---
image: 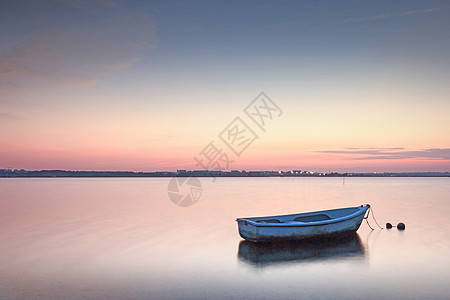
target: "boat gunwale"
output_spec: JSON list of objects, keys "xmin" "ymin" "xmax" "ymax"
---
[{"xmin": 236, "ymin": 205, "xmax": 369, "ymax": 228}]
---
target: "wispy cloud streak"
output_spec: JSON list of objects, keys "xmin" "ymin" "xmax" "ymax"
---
[
  {"xmin": 272, "ymin": 7, "xmax": 443, "ymax": 28},
  {"xmin": 316, "ymin": 148, "xmax": 450, "ymax": 160},
  {"xmin": 0, "ymin": 0, "xmax": 157, "ymax": 91},
  {"xmin": 0, "ymin": 113, "xmax": 23, "ymax": 121},
  {"xmin": 333, "ymin": 7, "xmax": 442, "ymax": 25}
]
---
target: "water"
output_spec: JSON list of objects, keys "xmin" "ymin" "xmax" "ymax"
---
[{"xmin": 0, "ymin": 177, "xmax": 449, "ymax": 299}]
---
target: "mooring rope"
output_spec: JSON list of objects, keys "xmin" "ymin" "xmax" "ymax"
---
[
  {"xmin": 364, "ymin": 208, "xmax": 375, "ymax": 230},
  {"xmin": 364, "ymin": 206, "xmax": 384, "ymax": 230},
  {"xmin": 370, "ymin": 206, "xmax": 384, "ymax": 229}
]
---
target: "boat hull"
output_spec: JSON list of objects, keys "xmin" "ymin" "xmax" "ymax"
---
[{"xmin": 236, "ymin": 205, "xmax": 369, "ymax": 242}]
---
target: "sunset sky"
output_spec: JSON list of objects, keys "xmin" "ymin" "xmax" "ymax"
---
[{"xmin": 1, "ymin": 0, "xmax": 449, "ymax": 172}]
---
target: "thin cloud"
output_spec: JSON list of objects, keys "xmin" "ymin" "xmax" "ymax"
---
[
  {"xmin": 0, "ymin": 113, "xmax": 23, "ymax": 121},
  {"xmin": 345, "ymin": 147, "xmax": 405, "ymax": 150},
  {"xmin": 316, "ymin": 148, "xmax": 450, "ymax": 160},
  {"xmin": 272, "ymin": 7, "xmax": 443, "ymax": 28},
  {"xmin": 334, "ymin": 7, "xmax": 442, "ymax": 25},
  {"xmin": 0, "ymin": 0, "xmax": 157, "ymax": 91}
]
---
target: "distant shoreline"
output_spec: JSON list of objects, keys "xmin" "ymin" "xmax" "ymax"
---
[{"xmin": 1, "ymin": 169, "xmax": 449, "ymax": 178}]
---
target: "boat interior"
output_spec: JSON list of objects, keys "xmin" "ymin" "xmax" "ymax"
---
[{"xmin": 247, "ymin": 207, "xmax": 363, "ymax": 224}]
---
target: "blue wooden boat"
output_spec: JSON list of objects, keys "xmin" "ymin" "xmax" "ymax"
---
[{"xmin": 236, "ymin": 204, "xmax": 370, "ymax": 242}]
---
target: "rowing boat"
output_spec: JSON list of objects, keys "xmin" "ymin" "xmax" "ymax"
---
[{"xmin": 236, "ymin": 204, "xmax": 370, "ymax": 242}]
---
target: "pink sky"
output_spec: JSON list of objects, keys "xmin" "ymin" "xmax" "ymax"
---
[{"xmin": 1, "ymin": 1, "xmax": 449, "ymax": 172}]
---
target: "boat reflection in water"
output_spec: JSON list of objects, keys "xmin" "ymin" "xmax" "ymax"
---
[{"xmin": 238, "ymin": 233, "xmax": 366, "ymax": 267}]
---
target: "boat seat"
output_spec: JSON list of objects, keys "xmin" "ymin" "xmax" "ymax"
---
[
  {"xmin": 255, "ymin": 219, "xmax": 282, "ymax": 223},
  {"xmin": 293, "ymin": 214, "xmax": 331, "ymax": 222}
]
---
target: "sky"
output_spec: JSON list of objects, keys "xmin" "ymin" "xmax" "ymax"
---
[{"xmin": 1, "ymin": 0, "xmax": 449, "ymax": 172}]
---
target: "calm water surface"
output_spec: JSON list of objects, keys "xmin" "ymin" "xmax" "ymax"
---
[{"xmin": 0, "ymin": 177, "xmax": 449, "ymax": 299}]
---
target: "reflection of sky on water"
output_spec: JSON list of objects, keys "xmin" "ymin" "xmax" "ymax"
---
[{"xmin": 0, "ymin": 178, "xmax": 449, "ymax": 299}]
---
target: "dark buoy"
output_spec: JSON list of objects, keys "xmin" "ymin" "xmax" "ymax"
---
[
  {"xmin": 397, "ymin": 222, "xmax": 406, "ymax": 230},
  {"xmin": 386, "ymin": 222, "xmax": 393, "ymax": 229}
]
